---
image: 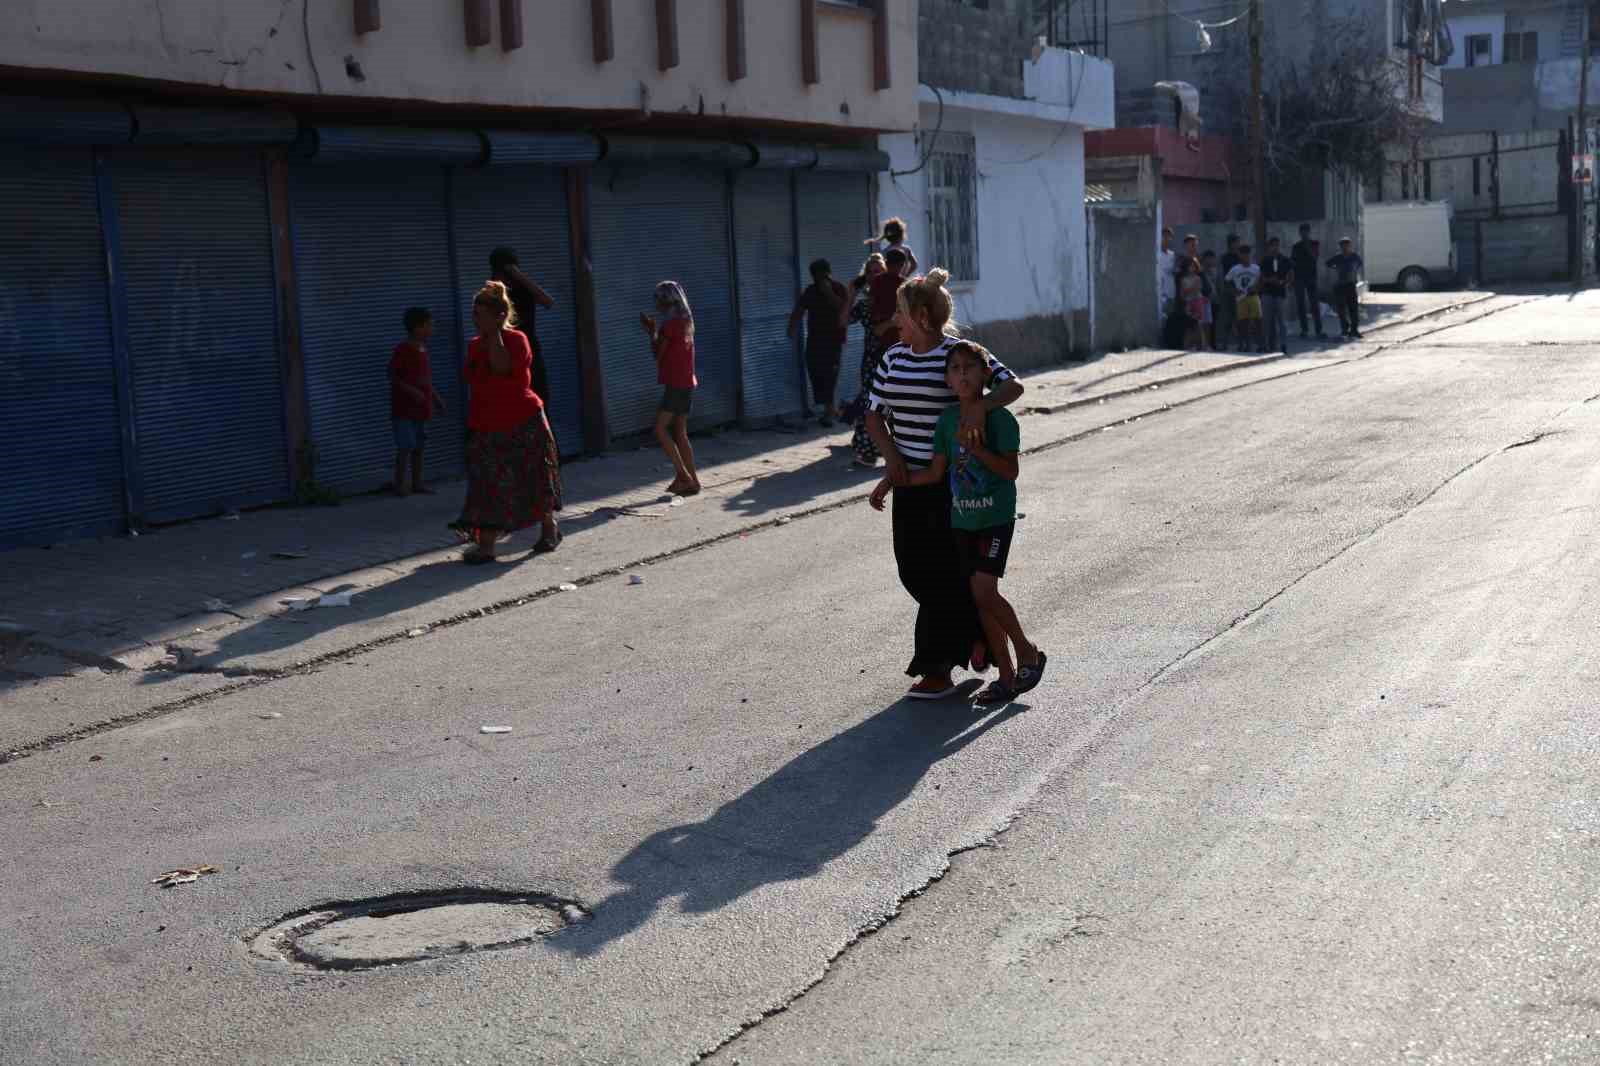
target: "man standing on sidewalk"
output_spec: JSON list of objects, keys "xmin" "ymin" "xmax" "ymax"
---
[
  {"xmin": 1157, "ymin": 227, "xmax": 1178, "ymax": 325},
  {"xmin": 1218, "ymin": 234, "xmax": 1241, "ymax": 350},
  {"xmin": 1258, "ymin": 236, "xmax": 1294, "ymax": 354},
  {"xmin": 1326, "ymin": 237, "xmax": 1365, "ymax": 340},
  {"xmin": 1290, "ymin": 224, "xmax": 1324, "ymax": 340}
]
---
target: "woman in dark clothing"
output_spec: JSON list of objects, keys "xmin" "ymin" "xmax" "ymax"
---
[
  {"xmin": 450, "ymin": 280, "xmax": 562, "ymax": 564},
  {"xmin": 788, "ymin": 259, "xmax": 850, "ymax": 426},
  {"xmin": 863, "ymin": 268, "xmax": 1024, "ymax": 700},
  {"xmin": 489, "ymin": 246, "xmax": 556, "ymax": 404}
]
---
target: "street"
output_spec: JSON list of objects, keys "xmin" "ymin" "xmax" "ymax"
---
[{"xmin": 5, "ymin": 290, "xmax": 1599, "ymax": 1065}]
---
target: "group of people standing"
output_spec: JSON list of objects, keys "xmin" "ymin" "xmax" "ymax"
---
[
  {"xmin": 1159, "ymin": 224, "xmax": 1368, "ymax": 354},
  {"xmin": 387, "ymin": 246, "xmax": 702, "ymax": 564}
]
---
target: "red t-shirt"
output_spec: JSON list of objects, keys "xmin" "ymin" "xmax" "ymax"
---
[
  {"xmin": 465, "ymin": 329, "xmax": 544, "ymax": 433},
  {"xmin": 389, "ymin": 342, "xmax": 433, "ymax": 421},
  {"xmin": 656, "ymin": 318, "xmax": 697, "ymax": 389}
]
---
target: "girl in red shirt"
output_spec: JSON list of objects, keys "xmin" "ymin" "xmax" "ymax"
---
[
  {"xmin": 449, "ymin": 280, "xmax": 563, "ymax": 564},
  {"xmin": 639, "ymin": 280, "xmax": 701, "ymax": 496}
]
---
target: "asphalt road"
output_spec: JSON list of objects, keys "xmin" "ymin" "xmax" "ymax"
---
[{"xmin": 4, "ymin": 292, "xmax": 1598, "ymax": 1065}]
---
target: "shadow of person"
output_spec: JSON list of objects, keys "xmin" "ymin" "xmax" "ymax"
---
[
  {"xmin": 554, "ymin": 689, "xmax": 1027, "ymax": 958},
  {"xmin": 720, "ymin": 445, "xmax": 881, "ymax": 519}
]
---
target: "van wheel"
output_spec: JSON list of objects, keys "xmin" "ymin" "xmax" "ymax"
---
[{"xmin": 1398, "ymin": 267, "xmax": 1431, "ymax": 293}]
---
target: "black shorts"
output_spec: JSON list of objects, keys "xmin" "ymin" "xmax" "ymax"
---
[
  {"xmin": 659, "ymin": 387, "xmax": 694, "ymax": 416},
  {"xmin": 954, "ymin": 522, "xmax": 1015, "ymax": 579}
]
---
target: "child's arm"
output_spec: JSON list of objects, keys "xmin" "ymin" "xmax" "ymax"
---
[
  {"xmin": 388, "ymin": 365, "xmax": 429, "ymax": 403},
  {"xmin": 786, "ymin": 292, "xmax": 806, "ymax": 338},
  {"xmin": 903, "ymin": 453, "xmax": 948, "ymax": 487},
  {"xmin": 966, "ymin": 442, "xmax": 1019, "ymax": 481},
  {"xmin": 429, "ymin": 386, "xmax": 446, "ymax": 414},
  {"xmin": 868, "ymin": 477, "xmax": 892, "ymax": 511}
]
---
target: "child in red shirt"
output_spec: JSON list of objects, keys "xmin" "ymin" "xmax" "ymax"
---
[
  {"xmin": 389, "ymin": 307, "xmax": 445, "ymax": 496},
  {"xmin": 639, "ymin": 280, "xmax": 701, "ymax": 496}
]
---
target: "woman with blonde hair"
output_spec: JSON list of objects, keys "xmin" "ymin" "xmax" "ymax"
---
[
  {"xmin": 450, "ymin": 280, "xmax": 563, "ymax": 563},
  {"xmin": 864, "ymin": 267, "xmax": 1024, "ymax": 699}
]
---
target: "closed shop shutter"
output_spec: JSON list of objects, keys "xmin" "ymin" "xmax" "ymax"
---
[
  {"xmin": 115, "ymin": 152, "xmax": 287, "ymax": 523},
  {"xmin": 590, "ymin": 167, "xmax": 736, "ymax": 436},
  {"xmin": 797, "ymin": 172, "xmax": 872, "ymax": 407},
  {"xmin": 291, "ymin": 165, "xmax": 464, "ymax": 494},
  {"xmin": 732, "ymin": 170, "xmax": 803, "ymax": 421},
  {"xmin": 0, "ymin": 150, "xmax": 124, "ymax": 546},
  {"xmin": 452, "ymin": 167, "xmax": 583, "ymax": 454}
]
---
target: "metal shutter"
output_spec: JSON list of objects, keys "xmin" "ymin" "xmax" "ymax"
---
[
  {"xmin": 796, "ymin": 172, "xmax": 872, "ymax": 407},
  {"xmin": 452, "ymin": 167, "xmax": 583, "ymax": 455},
  {"xmin": 0, "ymin": 150, "xmax": 124, "ymax": 546},
  {"xmin": 291, "ymin": 165, "xmax": 464, "ymax": 494},
  {"xmin": 732, "ymin": 170, "xmax": 804, "ymax": 422},
  {"xmin": 114, "ymin": 152, "xmax": 287, "ymax": 523},
  {"xmin": 590, "ymin": 166, "xmax": 737, "ymax": 437}
]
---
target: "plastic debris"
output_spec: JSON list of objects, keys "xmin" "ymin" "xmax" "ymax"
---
[
  {"xmin": 627, "ymin": 575, "xmax": 645, "ymax": 586},
  {"xmin": 203, "ymin": 598, "xmax": 230, "ymax": 612},
  {"xmin": 258, "ymin": 713, "xmax": 282, "ymax": 720},
  {"xmin": 240, "ymin": 551, "xmax": 258, "ymax": 560},
  {"xmin": 152, "ymin": 865, "xmax": 219, "ymax": 889},
  {"xmin": 318, "ymin": 592, "xmax": 354, "ymax": 608},
  {"xmin": 283, "ymin": 598, "xmax": 317, "ymax": 612},
  {"xmin": 558, "ymin": 583, "xmax": 579, "ymax": 592},
  {"xmin": 670, "ymin": 497, "xmax": 684, "ymax": 508},
  {"xmin": 271, "ymin": 550, "xmax": 309, "ymax": 560},
  {"xmin": 407, "ymin": 627, "xmax": 429, "ymax": 638},
  {"xmin": 479, "ymin": 726, "xmax": 513, "ymax": 735},
  {"xmin": 220, "ymin": 512, "xmax": 241, "ymax": 522},
  {"xmin": 777, "ymin": 516, "xmax": 792, "ymax": 525}
]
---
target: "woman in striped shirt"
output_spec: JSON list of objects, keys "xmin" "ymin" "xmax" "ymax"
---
[{"xmin": 864, "ymin": 268, "xmax": 1025, "ymax": 699}]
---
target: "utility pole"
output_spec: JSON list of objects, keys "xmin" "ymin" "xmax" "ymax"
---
[
  {"xmin": 1248, "ymin": 0, "xmax": 1266, "ymax": 249},
  {"xmin": 1575, "ymin": 0, "xmax": 1591, "ymax": 287}
]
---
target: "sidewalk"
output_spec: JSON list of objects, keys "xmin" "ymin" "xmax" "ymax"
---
[{"xmin": 0, "ymin": 288, "xmax": 1495, "ymax": 713}]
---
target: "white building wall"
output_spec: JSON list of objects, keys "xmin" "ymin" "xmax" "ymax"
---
[{"xmin": 1444, "ymin": 14, "xmax": 1509, "ymax": 68}]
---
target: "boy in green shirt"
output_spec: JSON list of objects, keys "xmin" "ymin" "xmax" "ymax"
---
[{"xmin": 871, "ymin": 342, "xmax": 1047, "ymax": 704}]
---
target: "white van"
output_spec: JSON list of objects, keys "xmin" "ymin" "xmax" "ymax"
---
[{"xmin": 1361, "ymin": 200, "xmax": 1456, "ymax": 291}]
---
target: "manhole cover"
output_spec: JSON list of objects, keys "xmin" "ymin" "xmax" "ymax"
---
[{"xmin": 248, "ymin": 889, "xmax": 589, "ymax": 971}]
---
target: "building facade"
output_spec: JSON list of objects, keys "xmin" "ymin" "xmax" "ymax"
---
[
  {"xmin": 879, "ymin": 0, "xmax": 1114, "ymax": 366},
  {"xmin": 0, "ymin": 0, "xmax": 917, "ymax": 547}
]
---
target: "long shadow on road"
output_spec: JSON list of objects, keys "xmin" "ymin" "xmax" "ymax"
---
[{"xmin": 554, "ymin": 688, "xmax": 1028, "ymax": 959}]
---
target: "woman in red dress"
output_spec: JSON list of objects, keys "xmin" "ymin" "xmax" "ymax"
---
[{"xmin": 450, "ymin": 280, "xmax": 563, "ymax": 564}]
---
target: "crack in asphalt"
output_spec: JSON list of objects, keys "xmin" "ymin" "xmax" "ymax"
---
[{"xmin": 0, "ymin": 296, "xmax": 1536, "ymax": 769}]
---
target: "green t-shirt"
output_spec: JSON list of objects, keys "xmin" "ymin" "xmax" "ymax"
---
[{"xmin": 931, "ymin": 406, "xmax": 1020, "ymax": 531}]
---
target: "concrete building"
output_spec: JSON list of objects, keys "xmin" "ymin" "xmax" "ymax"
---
[
  {"xmin": 1438, "ymin": 0, "xmax": 1598, "ymax": 132},
  {"xmin": 0, "ymin": 0, "xmax": 917, "ymax": 547},
  {"xmin": 877, "ymin": 0, "xmax": 1114, "ymax": 366}
]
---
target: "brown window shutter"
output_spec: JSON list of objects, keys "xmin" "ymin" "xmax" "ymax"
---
[
  {"xmin": 871, "ymin": 0, "xmax": 890, "ymax": 90},
  {"xmin": 800, "ymin": 0, "xmax": 819, "ymax": 86},
  {"xmin": 464, "ymin": 0, "xmax": 492, "ymax": 47},
  {"xmin": 501, "ymin": 0, "xmax": 523, "ymax": 51},
  {"xmin": 354, "ymin": 0, "xmax": 380, "ymax": 35},
  {"xmin": 592, "ymin": 0, "xmax": 614, "ymax": 62},
  {"xmin": 727, "ymin": 0, "xmax": 747, "ymax": 82},
  {"xmin": 657, "ymin": 0, "xmax": 680, "ymax": 71}
]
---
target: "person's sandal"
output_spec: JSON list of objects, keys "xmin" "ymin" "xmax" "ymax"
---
[
  {"xmin": 1014, "ymin": 651, "xmax": 1048, "ymax": 695},
  {"xmin": 533, "ymin": 528, "xmax": 563, "ymax": 554},
  {"xmin": 974, "ymin": 680, "xmax": 1018, "ymax": 706}
]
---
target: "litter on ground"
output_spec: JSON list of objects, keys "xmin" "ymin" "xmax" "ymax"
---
[
  {"xmin": 480, "ymin": 726, "xmax": 513, "ymax": 735},
  {"xmin": 153, "ymin": 865, "xmax": 219, "ymax": 888}
]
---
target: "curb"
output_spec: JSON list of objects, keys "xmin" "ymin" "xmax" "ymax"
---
[{"xmin": 1023, "ymin": 292, "xmax": 1500, "ymax": 418}]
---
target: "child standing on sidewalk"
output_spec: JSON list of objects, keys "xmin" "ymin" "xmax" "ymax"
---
[
  {"xmin": 640, "ymin": 280, "xmax": 701, "ymax": 497},
  {"xmin": 389, "ymin": 307, "xmax": 445, "ymax": 497},
  {"xmin": 1225, "ymin": 244, "xmax": 1265, "ymax": 353},
  {"xmin": 870, "ymin": 341, "xmax": 1047, "ymax": 706}
]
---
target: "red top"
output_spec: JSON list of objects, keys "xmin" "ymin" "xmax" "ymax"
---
[
  {"xmin": 389, "ymin": 342, "xmax": 433, "ymax": 422},
  {"xmin": 465, "ymin": 329, "xmax": 543, "ymax": 433},
  {"xmin": 656, "ymin": 318, "xmax": 697, "ymax": 389}
]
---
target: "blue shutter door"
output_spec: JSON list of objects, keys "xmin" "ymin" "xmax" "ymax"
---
[
  {"xmin": 796, "ymin": 172, "xmax": 872, "ymax": 407},
  {"xmin": 590, "ymin": 166, "xmax": 737, "ymax": 437},
  {"xmin": 291, "ymin": 165, "xmax": 463, "ymax": 494},
  {"xmin": 733, "ymin": 170, "xmax": 803, "ymax": 422},
  {"xmin": 452, "ymin": 167, "xmax": 583, "ymax": 454},
  {"xmin": 0, "ymin": 150, "xmax": 124, "ymax": 546},
  {"xmin": 114, "ymin": 152, "xmax": 287, "ymax": 523}
]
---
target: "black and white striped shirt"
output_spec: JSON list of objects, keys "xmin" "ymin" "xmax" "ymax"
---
[{"xmin": 867, "ymin": 335, "xmax": 1016, "ymax": 468}]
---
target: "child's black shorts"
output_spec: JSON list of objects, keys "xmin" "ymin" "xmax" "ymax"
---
[{"xmin": 955, "ymin": 522, "xmax": 1015, "ymax": 579}]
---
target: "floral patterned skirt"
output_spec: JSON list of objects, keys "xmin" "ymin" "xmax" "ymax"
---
[{"xmin": 450, "ymin": 411, "xmax": 563, "ymax": 540}]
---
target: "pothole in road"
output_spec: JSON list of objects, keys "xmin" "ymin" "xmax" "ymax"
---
[{"xmin": 248, "ymin": 889, "xmax": 591, "ymax": 971}]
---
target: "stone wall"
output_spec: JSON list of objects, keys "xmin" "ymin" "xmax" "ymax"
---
[{"xmin": 918, "ymin": 0, "xmax": 1032, "ymax": 99}]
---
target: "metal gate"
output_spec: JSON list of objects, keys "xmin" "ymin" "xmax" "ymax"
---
[
  {"xmin": 590, "ymin": 166, "xmax": 737, "ymax": 437},
  {"xmin": 733, "ymin": 170, "xmax": 803, "ymax": 422},
  {"xmin": 114, "ymin": 151, "xmax": 287, "ymax": 523},
  {"xmin": 796, "ymin": 171, "xmax": 872, "ymax": 407}
]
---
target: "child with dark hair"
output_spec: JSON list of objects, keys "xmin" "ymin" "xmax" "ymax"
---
[
  {"xmin": 389, "ymin": 307, "xmax": 444, "ymax": 497},
  {"xmin": 488, "ymin": 246, "xmax": 556, "ymax": 403},
  {"xmin": 868, "ymin": 217, "xmax": 919, "ymax": 276},
  {"xmin": 788, "ymin": 258, "xmax": 851, "ymax": 426}
]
